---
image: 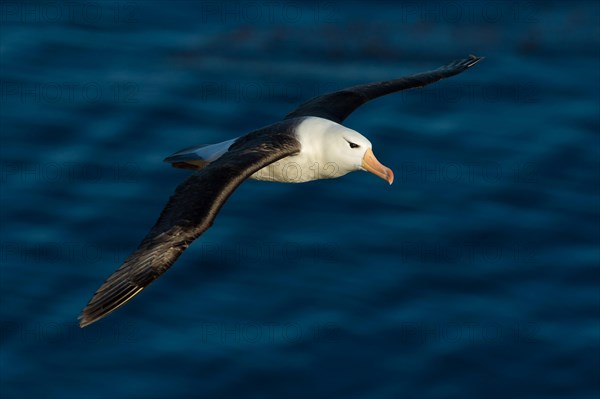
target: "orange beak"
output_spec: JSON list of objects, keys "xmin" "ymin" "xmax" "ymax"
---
[{"xmin": 362, "ymin": 148, "xmax": 394, "ymax": 185}]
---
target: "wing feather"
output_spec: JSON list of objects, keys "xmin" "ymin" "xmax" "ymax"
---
[
  {"xmin": 79, "ymin": 129, "xmax": 300, "ymax": 327},
  {"xmin": 285, "ymin": 55, "xmax": 483, "ymax": 123}
]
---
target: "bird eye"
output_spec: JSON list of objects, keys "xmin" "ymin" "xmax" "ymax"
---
[{"xmin": 347, "ymin": 141, "xmax": 360, "ymax": 149}]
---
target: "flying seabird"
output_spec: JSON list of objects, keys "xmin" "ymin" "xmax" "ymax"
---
[{"xmin": 79, "ymin": 55, "xmax": 482, "ymax": 327}]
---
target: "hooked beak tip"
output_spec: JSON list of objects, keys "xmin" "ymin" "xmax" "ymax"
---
[
  {"xmin": 386, "ymin": 170, "xmax": 394, "ymax": 185},
  {"xmin": 361, "ymin": 148, "xmax": 394, "ymax": 186}
]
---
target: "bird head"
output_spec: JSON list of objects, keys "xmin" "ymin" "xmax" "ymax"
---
[{"xmin": 299, "ymin": 117, "xmax": 393, "ymax": 184}]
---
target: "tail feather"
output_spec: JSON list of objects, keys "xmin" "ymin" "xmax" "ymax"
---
[{"xmin": 164, "ymin": 138, "xmax": 238, "ymax": 170}]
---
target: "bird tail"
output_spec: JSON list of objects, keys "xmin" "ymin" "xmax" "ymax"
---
[{"xmin": 164, "ymin": 138, "xmax": 237, "ymax": 170}]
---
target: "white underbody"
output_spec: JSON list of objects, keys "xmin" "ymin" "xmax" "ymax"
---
[{"xmin": 250, "ymin": 153, "xmax": 342, "ymax": 182}]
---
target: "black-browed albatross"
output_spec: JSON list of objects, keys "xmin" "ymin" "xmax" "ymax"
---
[{"xmin": 79, "ymin": 55, "xmax": 482, "ymax": 327}]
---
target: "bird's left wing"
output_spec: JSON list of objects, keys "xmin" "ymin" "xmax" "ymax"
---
[
  {"xmin": 284, "ymin": 55, "xmax": 483, "ymax": 124},
  {"xmin": 79, "ymin": 130, "xmax": 300, "ymax": 327}
]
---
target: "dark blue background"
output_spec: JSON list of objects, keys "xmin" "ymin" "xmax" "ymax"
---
[{"xmin": 1, "ymin": 1, "xmax": 599, "ymax": 398}]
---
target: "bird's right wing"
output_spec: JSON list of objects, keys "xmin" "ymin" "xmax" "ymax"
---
[
  {"xmin": 284, "ymin": 55, "xmax": 483, "ymax": 124},
  {"xmin": 79, "ymin": 129, "xmax": 301, "ymax": 327}
]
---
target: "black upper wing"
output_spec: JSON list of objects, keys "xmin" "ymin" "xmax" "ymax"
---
[
  {"xmin": 284, "ymin": 55, "xmax": 483, "ymax": 124},
  {"xmin": 79, "ymin": 128, "xmax": 301, "ymax": 327}
]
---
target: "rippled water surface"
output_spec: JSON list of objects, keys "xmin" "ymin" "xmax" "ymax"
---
[{"xmin": 1, "ymin": 1, "xmax": 599, "ymax": 398}]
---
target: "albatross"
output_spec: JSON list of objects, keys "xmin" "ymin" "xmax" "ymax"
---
[{"xmin": 79, "ymin": 55, "xmax": 483, "ymax": 327}]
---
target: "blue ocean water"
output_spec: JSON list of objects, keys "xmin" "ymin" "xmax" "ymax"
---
[{"xmin": 1, "ymin": 1, "xmax": 599, "ymax": 398}]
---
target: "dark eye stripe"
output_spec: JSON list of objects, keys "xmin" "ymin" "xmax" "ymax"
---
[{"xmin": 348, "ymin": 141, "xmax": 360, "ymax": 149}]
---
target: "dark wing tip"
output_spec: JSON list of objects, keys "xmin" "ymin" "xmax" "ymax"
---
[
  {"xmin": 79, "ymin": 314, "xmax": 93, "ymax": 328},
  {"xmin": 78, "ymin": 281, "xmax": 144, "ymax": 328},
  {"xmin": 444, "ymin": 54, "xmax": 484, "ymax": 71},
  {"xmin": 78, "ymin": 256, "xmax": 156, "ymax": 327},
  {"xmin": 466, "ymin": 54, "xmax": 484, "ymax": 66}
]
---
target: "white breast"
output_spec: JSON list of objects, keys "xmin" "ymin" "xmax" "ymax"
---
[{"xmin": 250, "ymin": 117, "xmax": 354, "ymax": 183}]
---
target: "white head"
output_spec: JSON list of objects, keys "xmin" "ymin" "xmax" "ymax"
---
[{"xmin": 296, "ymin": 117, "xmax": 394, "ymax": 184}]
